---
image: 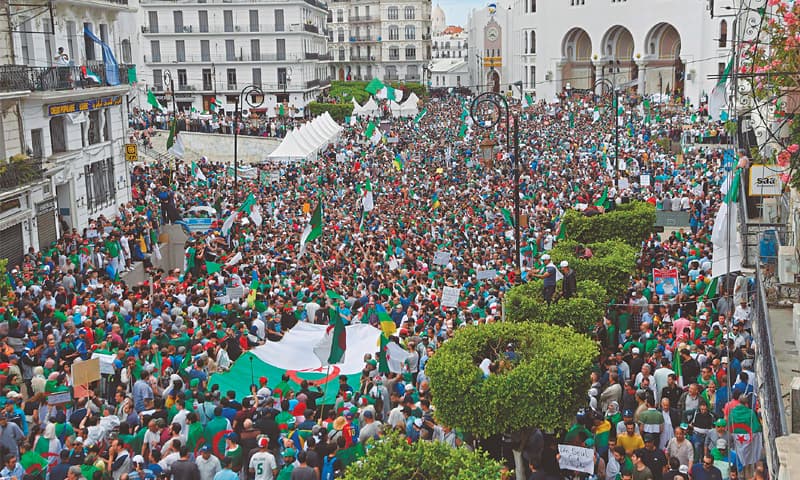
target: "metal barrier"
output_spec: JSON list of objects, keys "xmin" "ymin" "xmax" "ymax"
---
[{"xmin": 752, "ymin": 267, "xmax": 790, "ymax": 478}]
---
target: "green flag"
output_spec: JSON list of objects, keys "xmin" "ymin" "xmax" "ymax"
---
[
  {"xmin": 594, "ymin": 187, "xmax": 611, "ymax": 210},
  {"xmin": 500, "ymin": 208, "xmax": 514, "ymax": 227},
  {"xmin": 326, "ymin": 290, "xmax": 344, "ymax": 301},
  {"xmin": 206, "ymin": 261, "xmax": 223, "ymax": 274},
  {"xmin": 279, "ymin": 103, "xmax": 285, "ymax": 116},
  {"xmin": 457, "ymin": 123, "xmax": 468, "ymax": 138},
  {"xmin": 569, "ymin": 111, "xmax": 575, "ymax": 128},
  {"xmin": 414, "ymin": 108, "xmax": 428, "ymax": 124},
  {"xmin": 147, "ymin": 89, "xmax": 162, "ymax": 111},
  {"xmin": 378, "ymin": 333, "xmax": 390, "ymax": 374},
  {"xmin": 364, "ymin": 121, "xmax": 376, "ymax": 139},
  {"xmin": 166, "ymin": 120, "xmax": 177, "ymax": 150}
]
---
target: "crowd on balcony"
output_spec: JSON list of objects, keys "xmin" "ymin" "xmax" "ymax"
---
[{"xmin": 0, "ymin": 88, "xmax": 766, "ymax": 480}]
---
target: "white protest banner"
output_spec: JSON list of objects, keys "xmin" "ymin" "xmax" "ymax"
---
[
  {"xmin": 388, "ymin": 259, "xmax": 399, "ymax": 271},
  {"xmin": 433, "ymin": 251, "xmax": 451, "ymax": 266},
  {"xmin": 476, "ymin": 269, "xmax": 497, "ymax": 280},
  {"xmin": 227, "ymin": 286, "xmax": 245, "ymax": 300},
  {"xmin": 557, "ymin": 445, "xmax": 595, "ymax": 475},
  {"xmin": 640, "ymin": 174, "xmax": 651, "ymax": 187},
  {"xmin": 217, "ymin": 295, "xmax": 231, "ymax": 305},
  {"xmin": 441, "ymin": 286, "xmax": 460, "ymax": 308},
  {"xmin": 618, "ymin": 177, "xmax": 630, "ymax": 191}
]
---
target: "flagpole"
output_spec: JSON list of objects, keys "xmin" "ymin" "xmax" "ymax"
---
[{"xmin": 320, "ymin": 363, "xmax": 333, "ymax": 422}]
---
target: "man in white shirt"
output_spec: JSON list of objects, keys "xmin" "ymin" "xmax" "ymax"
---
[{"xmin": 248, "ymin": 436, "xmax": 277, "ymax": 480}]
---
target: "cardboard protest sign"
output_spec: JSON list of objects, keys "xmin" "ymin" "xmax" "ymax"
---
[
  {"xmin": 72, "ymin": 358, "xmax": 101, "ymax": 386},
  {"xmin": 476, "ymin": 269, "xmax": 497, "ymax": 280},
  {"xmin": 433, "ymin": 251, "xmax": 451, "ymax": 266}
]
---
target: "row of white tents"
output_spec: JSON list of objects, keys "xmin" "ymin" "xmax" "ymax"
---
[
  {"xmin": 352, "ymin": 92, "xmax": 420, "ymax": 118},
  {"xmin": 266, "ymin": 111, "xmax": 343, "ymax": 163}
]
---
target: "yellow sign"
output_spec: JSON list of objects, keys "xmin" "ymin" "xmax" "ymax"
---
[
  {"xmin": 125, "ymin": 143, "xmax": 138, "ymax": 162},
  {"xmin": 483, "ymin": 56, "xmax": 502, "ymax": 68}
]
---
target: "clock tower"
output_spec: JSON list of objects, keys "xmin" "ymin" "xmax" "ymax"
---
[{"xmin": 483, "ymin": 19, "xmax": 502, "ymax": 92}]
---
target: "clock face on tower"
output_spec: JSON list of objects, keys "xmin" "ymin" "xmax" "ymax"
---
[{"xmin": 486, "ymin": 27, "xmax": 499, "ymax": 42}]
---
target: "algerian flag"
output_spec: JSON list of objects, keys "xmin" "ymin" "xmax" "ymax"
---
[
  {"xmin": 249, "ymin": 203, "xmax": 263, "ymax": 227},
  {"xmin": 238, "ymin": 193, "xmax": 256, "ymax": 213},
  {"xmin": 362, "ymin": 179, "xmax": 374, "ymax": 212},
  {"xmin": 709, "ymin": 57, "xmax": 733, "ymax": 121},
  {"xmin": 221, "ymin": 210, "xmax": 237, "ymax": 235},
  {"xmin": 501, "ymin": 208, "xmax": 514, "ymax": 227},
  {"xmin": 711, "ymin": 169, "xmax": 742, "ymax": 278},
  {"xmin": 209, "ymin": 323, "xmax": 378, "ymax": 403},
  {"xmin": 313, "ymin": 313, "xmax": 346, "ymax": 365},
  {"xmin": 148, "ymin": 89, "xmax": 162, "ymax": 111},
  {"xmin": 592, "ymin": 107, "xmax": 600, "ymax": 123},
  {"xmin": 729, "ymin": 404, "xmax": 763, "ymax": 466},
  {"xmin": 376, "ymin": 86, "xmax": 402, "ymax": 101},
  {"xmin": 457, "ymin": 123, "xmax": 468, "ymax": 138},
  {"xmin": 206, "ymin": 261, "xmax": 223, "ymax": 274},
  {"xmin": 299, "ymin": 200, "xmax": 323, "ymax": 257},
  {"xmin": 414, "ymin": 109, "xmax": 428, "ymax": 124},
  {"xmin": 365, "ymin": 121, "xmax": 381, "ymax": 145},
  {"xmin": 703, "ymin": 276, "xmax": 718, "ymax": 299},
  {"xmin": 364, "ymin": 77, "xmax": 384, "ymax": 95},
  {"xmin": 524, "ymin": 93, "xmax": 534, "ymax": 108},
  {"xmin": 168, "ymin": 132, "xmax": 184, "ymax": 158},
  {"xmin": 84, "ymin": 66, "xmax": 101, "ymax": 84},
  {"xmin": 192, "ymin": 161, "xmax": 207, "ymax": 182},
  {"xmin": 378, "ymin": 336, "xmax": 409, "ymax": 374}
]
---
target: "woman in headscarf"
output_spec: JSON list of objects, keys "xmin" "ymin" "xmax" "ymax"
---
[
  {"xmin": 31, "ymin": 366, "xmax": 47, "ymax": 395},
  {"xmin": 34, "ymin": 422, "xmax": 62, "ymax": 467},
  {"xmin": 605, "ymin": 400, "xmax": 622, "ymax": 432}
]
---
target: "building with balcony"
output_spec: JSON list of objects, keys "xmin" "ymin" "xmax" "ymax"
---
[
  {"xmin": 138, "ymin": 0, "xmax": 331, "ymax": 117},
  {"xmin": 467, "ymin": 0, "xmax": 739, "ymax": 104},
  {"xmin": 430, "ymin": 20, "xmax": 468, "ymax": 90},
  {"xmin": 327, "ymin": 0, "xmax": 432, "ymax": 83},
  {"xmin": 0, "ymin": 0, "xmax": 136, "ymax": 267}
]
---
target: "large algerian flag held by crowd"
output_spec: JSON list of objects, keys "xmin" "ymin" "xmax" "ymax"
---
[
  {"xmin": 711, "ymin": 168, "xmax": 743, "ymax": 277},
  {"xmin": 299, "ymin": 199, "xmax": 323, "ymax": 257},
  {"xmin": 376, "ymin": 85, "xmax": 403, "ymax": 101},
  {"xmin": 709, "ymin": 57, "xmax": 733, "ymax": 121},
  {"xmin": 364, "ymin": 77, "xmax": 384, "ymax": 95},
  {"xmin": 209, "ymin": 323, "xmax": 380, "ymax": 403},
  {"xmin": 729, "ymin": 404, "xmax": 763, "ymax": 466}
]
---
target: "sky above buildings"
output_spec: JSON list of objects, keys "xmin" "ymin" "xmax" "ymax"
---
[{"xmin": 439, "ymin": 0, "xmax": 485, "ymax": 28}]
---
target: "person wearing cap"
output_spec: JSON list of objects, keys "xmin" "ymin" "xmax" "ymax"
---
[
  {"xmin": 559, "ymin": 260, "xmax": 577, "ymax": 300},
  {"xmin": 640, "ymin": 434, "xmax": 667, "ymax": 480},
  {"xmin": 275, "ymin": 448, "xmax": 296, "ymax": 480},
  {"xmin": 533, "ymin": 254, "xmax": 557, "ymax": 304},
  {"xmin": 223, "ymin": 432, "xmax": 243, "ymax": 473},
  {"xmin": 129, "ymin": 454, "xmax": 155, "ymax": 480},
  {"xmin": 709, "ymin": 437, "xmax": 742, "ymax": 478},
  {"xmin": 195, "ymin": 445, "xmax": 221, "ymax": 480},
  {"xmin": 248, "ymin": 435, "xmax": 277, "ymax": 480},
  {"xmin": 703, "ymin": 418, "xmax": 732, "ymax": 459},
  {"xmin": 666, "ymin": 424, "xmax": 694, "ymax": 471}
]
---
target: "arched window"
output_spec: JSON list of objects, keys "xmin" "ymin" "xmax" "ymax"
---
[
  {"xmin": 336, "ymin": 9, "xmax": 343, "ymax": 22},
  {"xmin": 388, "ymin": 25, "xmax": 399, "ymax": 40},
  {"xmin": 719, "ymin": 19, "xmax": 728, "ymax": 48},
  {"xmin": 405, "ymin": 45, "xmax": 416, "ymax": 60},
  {"xmin": 338, "ymin": 47, "xmax": 345, "ymax": 60},
  {"xmin": 121, "ymin": 39, "xmax": 132, "ymax": 63},
  {"xmin": 524, "ymin": 31, "xmax": 528, "ymax": 54},
  {"xmin": 405, "ymin": 25, "xmax": 415, "ymax": 40},
  {"xmin": 388, "ymin": 6, "xmax": 399, "ymax": 20},
  {"xmin": 389, "ymin": 46, "xmax": 399, "ymax": 60},
  {"xmin": 530, "ymin": 30, "xmax": 536, "ymax": 54},
  {"xmin": 404, "ymin": 6, "xmax": 415, "ymax": 20},
  {"xmin": 337, "ymin": 28, "xmax": 344, "ymax": 42}
]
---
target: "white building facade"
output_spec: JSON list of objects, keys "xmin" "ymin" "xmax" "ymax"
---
[
  {"xmin": 468, "ymin": 0, "xmax": 738, "ymax": 104},
  {"xmin": 0, "ymin": 0, "xmax": 136, "ymax": 267},
  {"xmin": 138, "ymin": 0, "xmax": 331, "ymax": 116},
  {"xmin": 430, "ymin": 28, "xmax": 469, "ymax": 90},
  {"xmin": 327, "ymin": 0, "xmax": 432, "ymax": 83}
]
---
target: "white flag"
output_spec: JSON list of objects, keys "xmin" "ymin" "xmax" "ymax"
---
[
  {"xmin": 168, "ymin": 133, "xmax": 185, "ymax": 158},
  {"xmin": 225, "ymin": 251, "xmax": 243, "ymax": 267},
  {"xmin": 152, "ymin": 242, "xmax": 162, "ymax": 261},
  {"xmin": 711, "ymin": 202, "xmax": 742, "ymax": 277}
]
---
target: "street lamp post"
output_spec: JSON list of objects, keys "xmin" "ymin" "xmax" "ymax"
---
[
  {"xmin": 233, "ymin": 84, "xmax": 264, "ymax": 208},
  {"xmin": 469, "ymin": 81, "xmax": 523, "ymax": 274},
  {"xmin": 594, "ymin": 78, "xmax": 619, "ymax": 192}
]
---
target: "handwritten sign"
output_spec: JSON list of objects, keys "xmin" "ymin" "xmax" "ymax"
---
[
  {"xmin": 441, "ymin": 286, "xmax": 460, "ymax": 308},
  {"xmin": 47, "ymin": 391, "xmax": 72, "ymax": 405},
  {"xmin": 92, "ymin": 352, "xmax": 116, "ymax": 375},
  {"xmin": 476, "ymin": 269, "xmax": 497, "ymax": 280},
  {"xmin": 432, "ymin": 251, "xmax": 451, "ymax": 266},
  {"xmin": 640, "ymin": 174, "xmax": 651, "ymax": 187},
  {"xmin": 557, "ymin": 445, "xmax": 595, "ymax": 475},
  {"xmin": 227, "ymin": 285, "xmax": 245, "ymax": 300}
]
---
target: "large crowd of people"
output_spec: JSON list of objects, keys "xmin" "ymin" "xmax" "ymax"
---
[{"xmin": 1, "ymin": 86, "xmax": 769, "ymax": 480}]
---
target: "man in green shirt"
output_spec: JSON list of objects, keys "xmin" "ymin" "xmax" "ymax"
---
[
  {"xmin": 275, "ymin": 449, "xmax": 296, "ymax": 480},
  {"xmin": 637, "ymin": 397, "xmax": 664, "ymax": 438}
]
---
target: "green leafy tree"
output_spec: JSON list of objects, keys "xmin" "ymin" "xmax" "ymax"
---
[
  {"xmin": 307, "ymin": 102, "xmax": 354, "ymax": 122},
  {"xmin": 426, "ymin": 322, "xmax": 597, "ymax": 438},
  {"xmin": 504, "ymin": 280, "xmax": 604, "ymax": 333},
  {"xmin": 343, "ymin": 433, "xmax": 505, "ymax": 480},
  {"xmin": 561, "ymin": 201, "xmax": 655, "ymax": 247},
  {"xmin": 0, "ymin": 258, "xmax": 7, "ymax": 298},
  {"xmin": 548, "ymin": 239, "xmax": 638, "ymax": 300}
]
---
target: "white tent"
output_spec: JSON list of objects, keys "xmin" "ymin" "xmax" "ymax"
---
[
  {"xmin": 400, "ymin": 98, "xmax": 419, "ymax": 117},
  {"xmin": 360, "ymin": 97, "xmax": 380, "ymax": 117},
  {"xmin": 266, "ymin": 130, "xmax": 312, "ymax": 163},
  {"xmin": 405, "ymin": 92, "xmax": 420, "ymax": 106},
  {"xmin": 292, "ymin": 126, "xmax": 319, "ymax": 154},
  {"xmin": 301, "ymin": 123, "xmax": 328, "ymax": 150},
  {"xmin": 314, "ymin": 116, "xmax": 338, "ymax": 142},
  {"xmin": 351, "ymin": 97, "xmax": 364, "ymax": 116},
  {"xmin": 321, "ymin": 112, "xmax": 343, "ymax": 136},
  {"xmin": 389, "ymin": 101, "xmax": 403, "ymax": 117}
]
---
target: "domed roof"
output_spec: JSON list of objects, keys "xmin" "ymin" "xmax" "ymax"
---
[{"xmin": 432, "ymin": 4, "xmax": 446, "ymax": 34}]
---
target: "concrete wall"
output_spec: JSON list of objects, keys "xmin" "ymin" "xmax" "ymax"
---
[{"xmin": 149, "ymin": 130, "xmax": 280, "ymax": 164}]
